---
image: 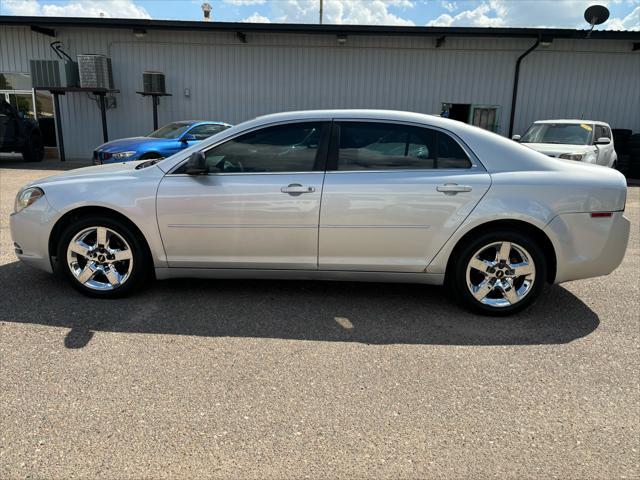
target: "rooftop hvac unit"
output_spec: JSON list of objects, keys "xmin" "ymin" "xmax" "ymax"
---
[
  {"xmin": 143, "ymin": 71, "xmax": 166, "ymax": 94},
  {"xmin": 29, "ymin": 60, "xmax": 79, "ymax": 88},
  {"xmin": 77, "ymin": 54, "xmax": 114, "ymax": 89}
]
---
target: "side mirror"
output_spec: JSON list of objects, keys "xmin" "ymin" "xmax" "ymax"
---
[
  {"xmin": 184, "ymin": 151, "xmax": 207, "ymax": 175},
  {"xmin": 595, "ymin": 137, "xmax": 610, "ymax": 145},
  {"xmin": 181, "ymin": 133, "xmax": 197, "ymax": 143},
  {"xmin": 511, "ymin": 135, "xmax": 521, "ymax": 141}
]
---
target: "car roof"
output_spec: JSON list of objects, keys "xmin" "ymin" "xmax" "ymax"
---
[{"xmin": 533, "ymin": 119, "xmax": 610, "ymax": 126}]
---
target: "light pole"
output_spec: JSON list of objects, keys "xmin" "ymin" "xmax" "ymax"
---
[{"xmin": 319, "ymin": 0, "xmax": 323, "ymax": 24}]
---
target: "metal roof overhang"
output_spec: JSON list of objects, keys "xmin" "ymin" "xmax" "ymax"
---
[{"xmin": 2, "ymin": 15, "xmax": 640, "ymax": 41}]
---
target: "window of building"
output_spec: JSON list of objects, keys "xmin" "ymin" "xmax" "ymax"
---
[{"xmin": 441, "ymin": 103, "xmax": 500, "ymax": 133}]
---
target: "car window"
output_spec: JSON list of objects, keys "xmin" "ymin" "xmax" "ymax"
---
[
  {"xmin": 436, "ymin": 131, "xmax": 472, "ymax": 168},
  {"xmin": 337, "ymin": 122, "xmax": 470, "ymax": 170},
  {"xmin": 148, "ymin": 122, "xmax": 190, "ymax": 139},
  {"xmin": 187, "ymin": 124, "xmax": 229, "ymax": 140},
  {"xmin": 337, "ymin": 122, "xmax": 435, "ymax": 170},
  {"xmin": 200, "ymin": 122, "xmax": 323, "ymax": 173}
]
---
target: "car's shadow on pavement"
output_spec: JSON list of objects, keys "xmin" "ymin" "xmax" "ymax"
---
[{"xmin": 0, "ymin": 261, "xmax": 599, "ymax": 349}]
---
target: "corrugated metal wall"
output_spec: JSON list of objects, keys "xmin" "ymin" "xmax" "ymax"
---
[{"xmin": 1, "ymin": 26, "xmax": 638, "ymax": 159}]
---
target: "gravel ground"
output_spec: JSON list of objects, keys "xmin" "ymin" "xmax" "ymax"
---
[{"xmin": 1, "ymin": 158, "xmax": 638, "ymax": 479}]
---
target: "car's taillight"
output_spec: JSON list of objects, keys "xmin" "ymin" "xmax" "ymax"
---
[
  {"xmin": 591, "ymin": 212, "xmax": 613, "ymax": 218},
  {"xmin": 102, "ymin": 152, "xmax": 112, "ymax": 159}
]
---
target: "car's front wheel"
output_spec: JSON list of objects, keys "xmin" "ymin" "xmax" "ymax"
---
[
  {"xmin": 56, "ymin": 216, "xmax": 150, "ymax": 297},
  {"xmin": 449, "ymin": 230, "xmax": 547, "ymax": 316}
]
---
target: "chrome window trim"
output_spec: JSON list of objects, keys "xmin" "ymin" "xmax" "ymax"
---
[
  {"xmin": 333, "ymin": 118, "xmax": 486, "ymax": 172},
  {"xmin": 167, "ymin": 116, "xmax": 485, "ymax": 175}
]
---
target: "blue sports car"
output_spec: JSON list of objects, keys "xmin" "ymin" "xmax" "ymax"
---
[{"xmin": 93, "ymin": 120, "xmax": 232, "ymax": 164}]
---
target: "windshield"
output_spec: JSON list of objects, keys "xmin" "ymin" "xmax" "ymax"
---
[
  {"xmin": 148, "ymin": 122, "xmax": 190, "ymax": 139},
  {"xmin": 520, "ymin": 123, "xmax": 593, "ymax": 145}
]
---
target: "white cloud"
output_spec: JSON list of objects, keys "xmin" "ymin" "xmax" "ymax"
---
[
  {"xmin": 274, "ymin": 0, "xmax": 415, "ymax": 25},
  {"xmin": 441, "ymin": 1, "xmax": 458, "ymax": 13},
  {"xmin": 426, "ymin": 0, "xmax": 638, "ymax": 29},
  {"xmin": 242, "ymin": 12, "xmax": 271, "ymax": 23},
  {"xmin": 1, "ymin": 0, "xmax": 151, "ymax": 18},
  {"xmin": 224, "ymin": 0, "xmax": 266, "ymax": 5},
  {"xmin": 428, "ymin": 2, "xmax": 501, "ymax": 27},
  {"xmin": 607, "ymin": 5, "xmax": 640, "ymax": 30}
]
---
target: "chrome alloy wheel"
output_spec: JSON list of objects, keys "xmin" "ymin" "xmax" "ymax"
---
[
  {"xmin": 66, "ymin": 226, "xmax": 133, "ymax": 291},
  {"xmin": 465, "ymin": 241, "xmax": 536, "ymax": 308}
]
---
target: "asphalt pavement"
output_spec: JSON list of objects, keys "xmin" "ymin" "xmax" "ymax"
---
[{"xmin": 1, "ymin": 158, "xmax": 638, "ymax": 479}]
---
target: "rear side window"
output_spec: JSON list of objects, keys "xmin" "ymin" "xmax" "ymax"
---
[
  {"xmin": 336, "ymin": 122, "xmax": 470, "ymax": 170},
  {"xmin": 436, "ymin": 131, "xmax": 472, "ymax": 168}
]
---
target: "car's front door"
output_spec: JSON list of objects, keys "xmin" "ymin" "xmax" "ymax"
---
[
  {"xmin": 156, "ymin": 121, "xmax": 329, "ymax": 269},
  {"xmin": 319, "ymin": 121, "xmax": 491, "ymax": 272}
]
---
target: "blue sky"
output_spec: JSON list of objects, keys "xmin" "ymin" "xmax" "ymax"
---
[{"xmin": 1, "ymin": 0, "xmax": 639, "ymax": 30}]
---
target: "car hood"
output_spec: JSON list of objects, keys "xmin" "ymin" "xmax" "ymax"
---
[
  {"xmin": 521, "ymin": 143, "xmax": 596, "ymax": 157},
  {"xmin": 27, "ymin": 160, "xmax": 155, "ymax": 188},
  {"xmin": 96, "ymin": 136, "xmax": 169, "ymax": 152}
]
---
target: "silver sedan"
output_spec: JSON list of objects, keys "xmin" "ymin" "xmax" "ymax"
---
[{"xmin": 10, "ymin": 110, "xmax": 630, "ymax": 315}]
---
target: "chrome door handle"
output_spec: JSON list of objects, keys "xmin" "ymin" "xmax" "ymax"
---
[
  {"xmin": 436, "ymin": 183, "xmax": 472, "ymax": 194},
  {"xmin": 281, "ymin": 184, "xmax": 315, "ymax": 194}
]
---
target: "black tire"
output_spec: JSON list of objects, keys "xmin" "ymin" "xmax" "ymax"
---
[
  {"xmin": 56, "ymin": 215, "xmax": 151, "ymax": 298},
  {"xmin": 21, "ymin": 133, "xmax": 44, "ymax": 162},
  {"xmin": 448, "ymin": 229, "xmax": 547, "ymax": 316}
]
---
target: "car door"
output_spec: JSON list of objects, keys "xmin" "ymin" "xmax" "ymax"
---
[
  {"xmin": 156, "ymin": 121, "xmax": 330, "ymax": 269},
  {"xmin": 318, "ymin": 120, "xmax": 491, "ymax": 272}
]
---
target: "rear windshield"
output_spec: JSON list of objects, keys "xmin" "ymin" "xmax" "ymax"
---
[{"xmin": 521, "ymin": 123, "xmax": 593, "ymax": 145}]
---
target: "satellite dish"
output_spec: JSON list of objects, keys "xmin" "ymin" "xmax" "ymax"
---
[
  {"xmin": 584, "ymin": 5, "xmax": 609, "ymax": 37},
  {"xmin": 584, "ymin": 5, "xmax": 610, "ymax": 26}
]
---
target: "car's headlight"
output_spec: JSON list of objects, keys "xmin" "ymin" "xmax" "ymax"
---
[
  {"xmin": 112, "ymin": 151, "xmax": 136, "ymax": 160},
  {"xmin": 14, "ymin": 187, "xmax": 44, "ymax": 213},
  {"xmin": 559, "ymin": 153, "xmax": 584, "ymax": 161}
]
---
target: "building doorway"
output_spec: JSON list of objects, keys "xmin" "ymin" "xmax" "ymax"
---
[{"xmin": 441, "ymin": 103, "xmax": 500, "ymax": 133}]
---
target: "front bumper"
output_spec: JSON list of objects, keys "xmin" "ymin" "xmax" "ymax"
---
[
  {"xmin": 546, "ymin": 211, "xmax": 630, "ymax": 284},
  {"xmin": 9, "ymin": 196, "xmax": 59, "ymax": 273}
]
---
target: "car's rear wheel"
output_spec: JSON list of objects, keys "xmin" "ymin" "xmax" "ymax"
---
[
  {"xmin": 449, "ymin": 230, "xmax": 547, "ymax": 316},
  {"xmin": 22, "ymin": 133, "xmax": 44, "ymax": 162},
  {"xmin": 56, "ymin": 216, "xmax": 150, "ymax": 297}
]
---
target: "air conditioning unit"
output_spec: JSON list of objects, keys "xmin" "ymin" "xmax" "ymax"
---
[
  {"xmin": 143, "ymin": 71, "xmax": 166, "ymax": 94},
  {"xmin": 77, "ymin": 54, "xmax": 114, "ymax": 89},
  {"xmin": 29, "ymin": 59, "xmax": 79, "ymax": 88}
]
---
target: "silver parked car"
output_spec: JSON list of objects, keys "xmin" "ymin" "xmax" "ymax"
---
[{"xmin": 10, "ymin": 110, "xmax": 630, "ymax": 315}]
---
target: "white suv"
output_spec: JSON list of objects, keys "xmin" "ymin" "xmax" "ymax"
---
[{"xmin": 513, "ymin": 120, "xmax": 617, "ymax": 168}]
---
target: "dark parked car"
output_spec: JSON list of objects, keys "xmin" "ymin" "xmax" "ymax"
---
[{"xmin": 0, "ymin": 99, "xmax": 44, "ymax": 162}]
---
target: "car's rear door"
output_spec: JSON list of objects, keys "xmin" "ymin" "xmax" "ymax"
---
[
  {"xmin": 318, "ymin": 120, "xmax": 491, "ymax": 272},
  {"xmin": 156, "ymin": 121, "xmax": 330, "ymax": 269}
]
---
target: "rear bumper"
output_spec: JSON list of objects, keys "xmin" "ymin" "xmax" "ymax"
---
[{"xmin": 546, "ymin": 211, "xmax": 630, "ymax": 284}]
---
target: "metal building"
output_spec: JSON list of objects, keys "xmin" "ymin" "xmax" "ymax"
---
[{"xmin": 1, "ymin": 16, "xmax": 639, "ymax": 160}]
